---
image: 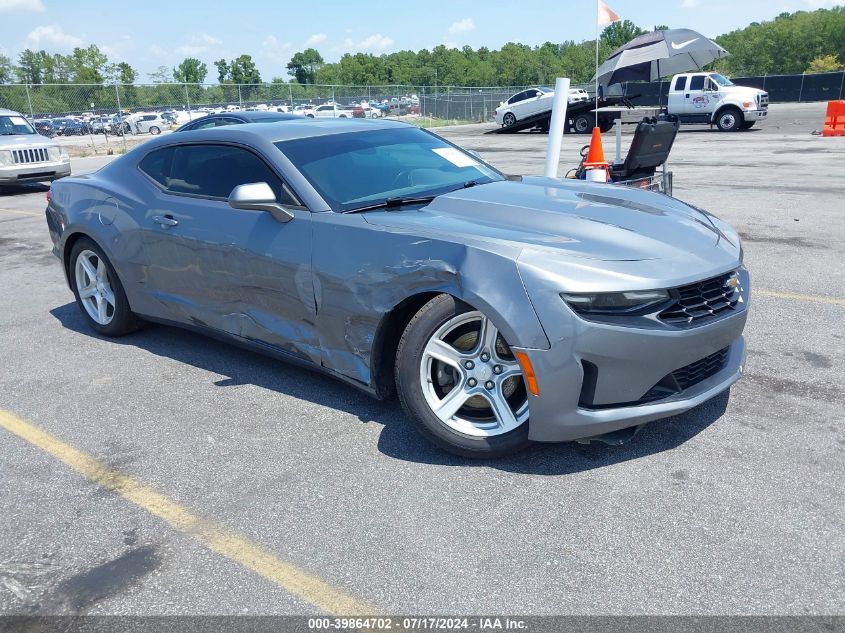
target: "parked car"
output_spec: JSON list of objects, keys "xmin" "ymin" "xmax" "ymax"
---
[
  {"xmin": 33, "ymin": 119, "xmax": 56, "ymax": 137},
  {"xmin": 292, "ymin": 104, "xmax": 316, "ymax": 117},
  {"xmin": 314, "ymin": 104, "xmax": 353, "ymax": 118},
  {"xmin": 56, "ymin": 119, "xmax": 92, "ymax": 136},
  {"xmin": 89, "ymin": 116, "xmax": 113, "ymax": 134},
  {"xmin": 176, "ymin": 110, "xmax": 298, "ymax": 132},
  {"xmin": 567, "ymin": 88, "xmax": 590, "ymax": 103},
  {"xmin": 123, "ymin": 113, "xmax": 167, "ymax": 135},
  {"xmin": 46, "ymin": 118, "xmax": 748, "ymax": 457},
  {"xmin": 160, "ymin": 112, "xmax": 179, "ymax": 126},
  {"xmin": 0, "ymin": 108, "xmax": 71, "ymax": 187}
]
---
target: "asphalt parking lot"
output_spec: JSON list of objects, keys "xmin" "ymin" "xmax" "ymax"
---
[{"xmin": 0, "ymin": 102, "xmax": 843, "ymax": 616}]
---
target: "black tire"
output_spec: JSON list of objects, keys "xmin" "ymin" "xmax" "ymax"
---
[
  {"xmin": 502, "ymin": 112, "xmax": 517, "ymax": 127},
  {"xmin": 149, "ymin": 125, "xmax": 161, "ymax": 135},
  {"xmin": 573, "ymin": 114, "xmax": 592, "ymax": 134},
  {"xmin": 69, "ymin": 237, "xmax": 142, "ymax": 337},
  {"xmin": 740, "ymin": 121, "xmax": 755, "ymax": 130},
  {"xmin": 395, "ymin": 294, "xmax": 531, "ymax": 458},
  {"xmin": 715, "ymin": 107, "xmax": 743, "ymax": 132}
]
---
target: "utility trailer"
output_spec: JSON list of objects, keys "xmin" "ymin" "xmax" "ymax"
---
[{"xmin": 486, "ymin": 95, "xmax": 659, "ymax": 135}]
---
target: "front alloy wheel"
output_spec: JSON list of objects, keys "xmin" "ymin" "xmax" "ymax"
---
[
  {"xmin": 396, "ymin": 295, "xmax": 531, "ymax": 457},
  {"xmin": 502, "ymin": 112, "xmax": 516, "ymax": 127}
]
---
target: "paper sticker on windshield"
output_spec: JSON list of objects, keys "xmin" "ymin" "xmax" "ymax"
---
[
  {"xmin": 433, "ymin": 147, "xmax": 478, "ymax": 168},
  {"xmin": 9, "ymin": 116, "xmax": 28, "ymax": 126}
]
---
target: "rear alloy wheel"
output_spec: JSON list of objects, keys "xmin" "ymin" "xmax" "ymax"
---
[
  {"xmin": 70, "ymin": 238, "xmax": 141, "ymax": 337},
  {"xmin": 716, "ymin": 108, "xmax": 742, "ymax": 132},
  {"xmin": 396, "ymin": 295, "xmax": 531, "ymax": 458},
  {"xmin": 502, "ymin": 112, "xmax": 517, "ymax": 127}
]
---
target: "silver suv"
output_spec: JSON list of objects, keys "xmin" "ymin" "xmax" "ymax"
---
[{"xmin": 0, "ymin": 108, "xmax": 71, "ymax": 187}]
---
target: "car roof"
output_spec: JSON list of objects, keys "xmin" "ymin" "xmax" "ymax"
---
[
  {"xmin": 0, "ymin": 108, "xmax": 23, "ymax": 116},
  {"xmin": 153, "ymin": 117, "xmax": 411, "ymax": 146}
]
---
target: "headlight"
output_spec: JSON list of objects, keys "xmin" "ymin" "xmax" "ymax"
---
[
  {"xmin": 560, "ymin": 289, "xmax": 670, "ymax": 315},
  {"xmin": 0, "ymin": 150, "xmax": 12, "ymax": 167},
  {"xmin": 47, "ymin": 146, "xmax": 60, "ymax": 161}
]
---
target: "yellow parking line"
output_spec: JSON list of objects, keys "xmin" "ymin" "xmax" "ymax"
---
[
  {"xmin": 0, "ymin": 409, "xmax": 377, "ymax": 616},
  {"xmin": 0, "ymin": 208, "xmax": 40, "ymax": 217},
  {"xmin": 755, "ymin": 289, "xmax": 845, "ymax": 306}
]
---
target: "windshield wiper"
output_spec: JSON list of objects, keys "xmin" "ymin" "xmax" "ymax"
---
[{"xmin": 343, "ymin": 195, "xmax": 436, "ymax": 214}]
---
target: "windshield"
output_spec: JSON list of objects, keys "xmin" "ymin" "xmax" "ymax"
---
[
  {"xmin": 710, "ymin": 73, "xmax": 734, "ymax": 87},
  {"xmin": 276, "ymin": 127, "xmax": 503, "ymax": 212},
  {"xmin": 0, "ymin": 115, "xmax": 36, "ymax": 135}
]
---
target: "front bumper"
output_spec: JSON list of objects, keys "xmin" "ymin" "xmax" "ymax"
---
[
  {"xmin": 513, "ymin": 295, "xmax": 748, "ymax": 443},
  {"xmin": 0, "ymin": 160, "xmax": 71, "ymax": 184},
  {"xmin": 746, "ymin": 109, "xmax": 768, "ymax": 120}
]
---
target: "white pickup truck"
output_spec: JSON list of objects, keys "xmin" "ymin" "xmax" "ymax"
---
[{"xmin": 667, "ymin": 72, "xmax": 768, "ymax": 131}]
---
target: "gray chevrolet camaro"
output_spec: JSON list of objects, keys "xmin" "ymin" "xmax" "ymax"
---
[{"xmin": 45, "ymin": 118, "xmax": 749, "ymax": 457}]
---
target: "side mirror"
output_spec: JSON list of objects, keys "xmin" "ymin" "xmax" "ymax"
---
[{"xmin": 228, "ymin": 182, "xmax": 294, "ymax": 223}]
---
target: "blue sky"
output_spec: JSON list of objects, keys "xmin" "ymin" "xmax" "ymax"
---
[{"xmin": 0, "ymin": 0, "xmax": 839, "ymax": 81}]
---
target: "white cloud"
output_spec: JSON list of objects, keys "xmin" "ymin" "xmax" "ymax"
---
[
  {"xmin": 0, "ymin": 0, "xmax": 45, "ymax": 13},
  {"xmin": 261, "ymin": 35, "xmax": 292, "ymax": 59},
  {"xmin": 448, "ymin": 18, "xmax": 475, "ymax": 34},
  {"xmin": 175, "ymin": 32, "xmax": 222, "ymax": 56},
  {"xmin": 802, "ymin": 0, "xmax": 840, "ymax": 5},
  {"xmin": 680, "ymin": 0, "xmax": 699, "ymax": 7},
  {"xmin": 357, "ymin": 33, "xmax": 394, "ymax": 51},
  {"xmin": 149, "ymin": 44, "xmax": 167, "ymax": 58},
  {"xmin": 305, "ymin": 33, "xmax": 328, "ymax": 46},
  {"xmin": 25, "ymin": 25, "xmax": 83, "ymax": 49}
]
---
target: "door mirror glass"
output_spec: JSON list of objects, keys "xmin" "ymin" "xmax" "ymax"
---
[{"xmin": 228, "ymin": 182, "xmax": 294, "ymax": 223}]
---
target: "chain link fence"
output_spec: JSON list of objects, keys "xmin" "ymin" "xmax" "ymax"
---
[
  {"xmin": 0, "ymin": 82, "xmax": 599, "ymax": 123},
  {"xmin": 2, "ymin": 73, "xmax": 840, "ymax": 125}
]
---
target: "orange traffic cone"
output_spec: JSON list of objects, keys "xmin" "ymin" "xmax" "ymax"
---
[{"xmin": 583, "ymin": 127, "xmax": 609, "ymax": 182}]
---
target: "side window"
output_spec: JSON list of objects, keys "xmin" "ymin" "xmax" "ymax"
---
[
  {"xmin": 689, "ymin": 75, "xmax": 705, "ymax": 91},
  {"xmin": 138, "ymin": 146, "xmax": 174, "ymax": 188},
  {"xmin": 674, "ymin": 76, "xmax": 687, "ymax": 91},
  {"xmin": 218, "ymin": 118, "xmax": 243, "ymax": 126},
  {"xmin": 140, "ymin": 144, "xmax": 298, "ymax": 205},
  {"xmin": 525, "ymin": 89, "xmax": 539, "ymax": 98},
  {"xmin": 508, "ymin": 91, "xmax": 527, "ymax": 105},
  {"xmin": 189, "ymin": 118, "xmax": 219, "ymax": 130}
]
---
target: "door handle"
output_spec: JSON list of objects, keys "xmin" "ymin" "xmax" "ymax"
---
[
  {"xmin": 685, "ymin": 93, "xmax": 690, "ymax": 98},
  {"xmin": 153, "ymin": 214, "xmax": 178, "ymax": 228}
]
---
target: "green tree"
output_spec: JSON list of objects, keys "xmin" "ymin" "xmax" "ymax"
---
[
  {"xmin": 287, "ymin": 48, "xmax": 324, "ymax": 84},
  {"xmin": 0, "ymin": 55, "xmax": 11, "ymax": 83},
  {"xmin": 806, "ymin": 54, "xmax": 843, "ymax": 73},
  {"xmin": 106, "ymin": 61, "xmax": 136, "ymax": 84},
  {"xmin": 16, "ymin": 49, "xmax": 43, "ymax": 84},
  {"xmin": 68, "ymin": 45, "xmax": 109, "ymax": 83},
  {"xmin": 148, "ymin": 65, "xmax": 172, "ymax": 83},
  {"xmin": 601, "ymin": 20, "xmax": 646, "ymax": 50},
  {"xmin": 229, "ymin": 54, "xmax": 261, "ymax": 84},
  {"xmin": 174, "ymin": 58, "xmax": 208, "ymax": 84},
  {"xmin": 214, "ymin": 58, "xmax": 230, "ymax": 83}
]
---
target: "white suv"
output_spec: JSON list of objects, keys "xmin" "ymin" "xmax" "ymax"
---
[{"xmin": 0, "ymin": 108, "xmax": 71, "ymax": 188}]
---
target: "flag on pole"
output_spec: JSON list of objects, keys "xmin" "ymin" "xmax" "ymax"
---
[{"xmin": 597, "ymin": 0, "xmax": 620, "ymax": 25}]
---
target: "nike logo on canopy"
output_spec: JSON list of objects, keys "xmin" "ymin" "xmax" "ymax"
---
[{"xmin": 671, "ymin": 38, "xmax": 700, "ymax": 50}]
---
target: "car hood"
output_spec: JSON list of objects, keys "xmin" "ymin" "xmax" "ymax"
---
[
  {"xmin": 362, "ymin": 177, "xmax": 726, "ymax": 262},
  {"xmin": 0, "ymin": 134, "xmax": 55, "ymax": 148},
  {"xmin": 720, "ymin": 84, "xmax": 765, "ymax": 97}
]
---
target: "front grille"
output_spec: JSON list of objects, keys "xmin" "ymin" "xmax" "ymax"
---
[
  {"xmin": 659, "ymin": 271, "xmax": 741, "ymax": 325},
  {"xmin": 12, "ymin": 148, "xmax": 49, "ymax": 164},
  {"xmin": 759, "ymin": 93, "xmax": 769, "ymax": 110},
  {"xmin": 672, "ymin": 347, "xmax": 729, "ymax": 391}
]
